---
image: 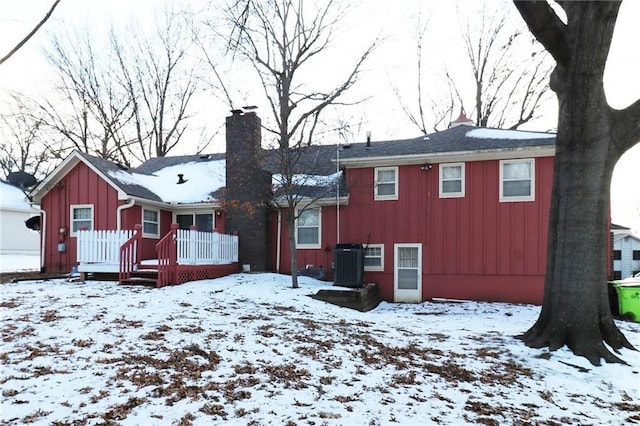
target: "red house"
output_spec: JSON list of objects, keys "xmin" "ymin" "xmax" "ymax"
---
[{"xmin": 31, "ymin": 110, "xmax": 556, "ymax": 303}]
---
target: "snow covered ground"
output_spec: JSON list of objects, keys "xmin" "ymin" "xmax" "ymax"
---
[
  {"xmin": 0, "ymin": 254, "xmax": 39, "ymax": 273},
  {"xmin": 1, "ymin": 273, "xmax": 638, "ymax": 425}
]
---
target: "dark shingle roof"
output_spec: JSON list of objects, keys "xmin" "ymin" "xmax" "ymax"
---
[
  {"xmin": 337, "ymin": 125, "xmax": 555, "ymax": 160},
  {"xmin": 76, "ymin": 151, "xmax": 163, "ymax": 202}
]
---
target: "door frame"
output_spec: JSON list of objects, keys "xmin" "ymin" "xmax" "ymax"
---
[{"xmin": 394, "ymin": 243, "xmax": 422, "ymax": 303}]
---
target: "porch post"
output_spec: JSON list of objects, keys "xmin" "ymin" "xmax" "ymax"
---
[
  {"xmin": 189, "ymin": 224, "xmax": 198, "ymax": 264},
  {"xmin": 134, "ymin": 224, "xmax": 142, "ymax": 266}
]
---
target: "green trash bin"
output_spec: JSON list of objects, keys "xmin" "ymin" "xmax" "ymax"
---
[{"xmin": 614, "ymin": 284, "xmax": 640, "ymax": 322}]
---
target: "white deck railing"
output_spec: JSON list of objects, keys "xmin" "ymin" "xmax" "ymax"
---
[
  {"xmin": 177, "ymin": 229, "xmax": 239, "ymax": 265},
  {"xmin": 77, "ymin": 229, "xmax": 135, "ymax": 264}
]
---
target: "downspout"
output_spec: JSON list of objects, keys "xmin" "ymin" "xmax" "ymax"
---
[
  {"xmin": 116, "ymin": 199, "xmax": 135, "ymax": 230},
  {"xmin": 38, "ymin": 208, "xmax": 46, "ymax": 272},
  {"xmin": 276, "ymin": 209, "xmax": 282, "ymax": 273}
]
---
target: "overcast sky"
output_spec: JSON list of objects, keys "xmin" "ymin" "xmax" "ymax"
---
[{"xmin": 0, "ymin": 0, "xmax": 639, "ymax": 231}]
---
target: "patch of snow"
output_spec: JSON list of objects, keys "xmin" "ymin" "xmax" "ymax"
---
[
  {"xmin": 272, "ymin": 171, "xmax": 342, "ymax": 187},
  {"xmin": 0, "ymin": 273, "xmax": 637, "ymax": 425},
  {"xmin": 0, "ymin": 254, "xmax": 40, "ymax": 272},
  {"xmin": 0, "ymin": 182, "xmax": 37, "ymax": 211},
  {"xmin": 107, "ymin": 160, "xmax": 226, "ymax": 203},
  {"xmin": 466, "ymin": 128, "xmax": 556, "ymax": 140}
]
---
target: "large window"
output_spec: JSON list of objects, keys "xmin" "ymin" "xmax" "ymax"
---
[
  {"xmin": 364, "ymin": 244, "xmax": 384, "ymax": 271},
  {"xmin": 439, "ymin": 163, "xmax": 465, "ymax": 198},
  {"xmin": 176, "ymin": 213, "xmax": 214, "ymax": 232},
  {"xmin": 142, "ymin": 208, "xmax": 160, "ymax": 237},
  {"xmin": 500, "ymin": 159, "xmax": 535, "ymax": 202},
  {"xmin": 70, "ymin": 204, "xmax": 93, "ymax": 235},
  {"xmin": 296, "ymin": 208, "xmax": 321, "ymax": 249},
  {"xmin": 374, "ymin": 167, "xmax": 398, "ymax": 200}
]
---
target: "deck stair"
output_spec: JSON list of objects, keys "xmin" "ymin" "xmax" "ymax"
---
[{"xmin": 120, "ymin": 264, "xmax": 158, "ymax": 286}]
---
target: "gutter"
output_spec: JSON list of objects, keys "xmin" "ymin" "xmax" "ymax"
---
[
  {"xmin": 37, "ymin": 207, "xmax": 46, "ymax": 272},
  {"xmin": 116, "ymin": 199, "xmax": 135, "ymax": 230}
]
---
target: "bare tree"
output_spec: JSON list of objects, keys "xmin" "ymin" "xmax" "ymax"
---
[
  {"xmin": 112, "ymin": 5, "xmax": 202, "ymax": 162},
  {"xmin": 223, "ymin": 0, "xmax": 377, "ymax": 288},
  {"xmin": 33, "ymin": 5, "xmax": 204, "ymax": 166},
  {"xmin": 514, "ymin": 0, "xmax": 639, "ymax": 365},
  {"xmin": 397, "ymin": 1, "xmax": 553, "ymax": 133},
  {"xmin": 0, "ymin": 0, "xmax": 61, "ymax": 66},
  {"xmin": 0, "ymin": 95, "xmax": 53, "ymax": 180},
  {"xmin": 40, "ymin": 29, "xmax": 134, "ymax": 164}
]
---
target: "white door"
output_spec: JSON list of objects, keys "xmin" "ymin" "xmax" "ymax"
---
[{"xmin": 394, "ymin": 244, "xmax": 422, "ymax": 303}]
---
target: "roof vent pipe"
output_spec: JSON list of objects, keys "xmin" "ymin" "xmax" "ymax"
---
[
  {"xmin": 366, "ymin": 131, "xmax": 371, "ymax": 148},
  {"xmin": 177, "ymin": 174, "xmax": 187, "ymax": 184}
]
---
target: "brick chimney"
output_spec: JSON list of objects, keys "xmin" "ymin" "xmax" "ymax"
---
[{"xmin": 225, "ymin": 110, "xmax": 272, "ymax": 271}]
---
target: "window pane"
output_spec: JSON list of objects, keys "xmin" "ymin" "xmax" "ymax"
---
[
  {"xmin": 504, "ymin": 180, "xmax": 531, "ymax": 197},
  {"xmin": 298, "ymin": 228, "xmax": 318, "ymax": 245},
  {"xmin": 613, "ymin": 250, "xmax": 621, "ymax": 261},
  {"xmin": 196, "ymin": 214, "xmax": 214, "ymax": 232},
  {"xmin": 377, "ymin": 182, "xmax": 395, "ymax": 196},
  {"xmin": 442, "ymin": 166, "xmax": 461, "ymax": 179},
  {"xmin": 176, "ymin": 215, "xmax": 193, "ymax": 230},
  {"xmin": 73, "ymin": 208, "xmax": 91, "ymax": 220},
  {"xmin": 378, "ymin": 169, "xmax": 395, "ymax": 183},
  {"xmin": 633, "ymin": 250, "xmax": 640, "ymax": 261},
  {"xmin": 442, "ymin": 180, "xmax": 462, "ymax": 193},
  {"xmin": 397, "ymin": 247, "xmax": 418, "ymax": 268},
  {"xmin": 72, "ymin": 220, "xmax": 92, "ymax": 232},
  {"xmin": 143, "ymin": 209, "xmax": 158, "ymax": 221},
  {"xmin": 504, "ymin": 162, "xmax": 531, "ymax": 179},
  {"xmin": 299, "ymin": 209, "xmax": 319, "ymax": 226},
  {"xmin": 143, "ymin": 222, "xmax": 158, "ymax": 235},
  {"xmin": 365, "ymin": 247, "xmax": 381, "ymax": 257},
  {"xmin": 398, "ymin": 269, "xmax": 418, "ymax": 289}
]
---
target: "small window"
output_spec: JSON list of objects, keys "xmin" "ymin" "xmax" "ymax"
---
[
  {"xmin": 374, "ymin": 167, "xmax": 398, "ymax": 200},
  {"xmin": 500, "ymin": 159, "xmax": 535, "ymax": 202},
  {"xmin": 439, "ymin": 163, "xmax": 465, "ymax": 198},
  {"xmin": 364, "ymin": 244, "xmax": 384, "ymax": 271},
  {"xmin": 70, "ymin": 204, "xmax": 93, "ymax": 236},
  {"xmin": 296, "ymin": 208, "xmax": 321, "ymax": 249},
  {"xmin": 612, "ymin": 271, "xmax": 621, "ymax": 280},
  {"xmin": 633, "ymin": 250, "xmax": 640, "ymax": 261},
  {"xmin": 613, "ymin": 250, "xmax": 622, "ymax": 261},
  {"xmin": 142, "ymin": 208, "xmax": 160, "ymax": 237}
]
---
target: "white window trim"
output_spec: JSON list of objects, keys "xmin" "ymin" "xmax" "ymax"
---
[
  {"xmin": 70, "ymin": 204, "xmax": 94, "ymax": 237},
  {"xmin": 295, "ymin": 207, "xmax": 322, "ymax": 249},
  {"xmin": 439, "ymin": 163, "xmax": 465, "ymax": 198},
  {"xmin": 499, "ymin": 158, "xmax": 535, "ymax": 202},
  {"xmin": 142, "ymin": 207, "xmax": 160, "ymax": 238},
  {"xmin": 374, "ymin": 166, "xmax": 399, "ymax": 201},
  {"xmin": 364, "ymin": 244, "xmax": 384, "ymax": 271}
]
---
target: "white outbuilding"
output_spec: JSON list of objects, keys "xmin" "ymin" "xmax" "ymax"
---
[{"xmin": 0, "ymin": 181, "xmax": 40, "ymax": 255}]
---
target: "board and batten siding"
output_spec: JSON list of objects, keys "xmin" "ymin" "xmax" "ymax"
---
[{"xmin": 276, "ymin": 156, "xmax": 554, "ymax": 304}]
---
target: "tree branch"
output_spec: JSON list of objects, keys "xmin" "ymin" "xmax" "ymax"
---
[
  {"xmin": 611, "ymin": 99, "xmax": 640, "ymax": 154},
  {"xmin": 0, "ymin": 0, "xmax": 62, "ymax": 66},
  {"xmin": 513, "ymin": 0, "xmax": 570, "ymax": 66}
]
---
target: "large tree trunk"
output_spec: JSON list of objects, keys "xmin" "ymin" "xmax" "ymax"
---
[{"xmin": 514, "ymin": 1, "xmax": 638, "ymax": 365}]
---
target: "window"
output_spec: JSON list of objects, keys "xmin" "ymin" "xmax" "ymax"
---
[
  {"xmin": 70, "ymin": 204, "xmax": 93, "ymax": 235},
  {"xmin": 500, "ymin": 159, "xmax": 535, "ymax": 202},
  {"xmin": 613, "ymin": 250, "xmax": 622, "ymax": 261},
  {"xmin": 633, "ymin": 250, "xmax": 640, "ymax": 261},
  {"xmin": 296, "ymin": 208, "xmax": 321, "ymax": 249},
  {"xmin": 364, "ymin": 244, "xmax": 384, "ymax": 271},
  {"xmin": 374, "ymin": 167, "xmax": 398, "ymax": 200},
  {"xmin": 142, "ymin": 208, "xmax": 160, "ymax": 237},
  {"xmin": 176, "ymin": 213, "xmax": 214, "ymax": 232},
  {"xmin": 613, "ymin": 271, "xmax": 621, "ymax": 280},
  {"xmin": 439, "ymin": 163, "xmax": 465, "ymax": 198}
]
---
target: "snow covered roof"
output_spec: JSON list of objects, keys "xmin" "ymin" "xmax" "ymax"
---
[
  {"xmin": 108, "ymin": 160, "xmax": 226, "ymax": 204},
  {"xmin": 0, "ymin": 181, "xmax": 38, "ymax": 211}
]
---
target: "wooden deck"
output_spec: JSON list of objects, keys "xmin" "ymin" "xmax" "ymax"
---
[{"xmin": 310, "ymin": 284, "xmax": 382, "ymax": 312}]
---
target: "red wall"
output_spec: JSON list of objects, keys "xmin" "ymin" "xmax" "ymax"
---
[
  {"xmin": 272, "ymin": 157, "xmax": 554, "ymax": 304},
  {"xmin": 41, "ymin": 162, "xmax": 121, "ymax": 273},
  {"xmin": 41, "ymin": 162, "xmax": 178, "ymax": 272}
]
